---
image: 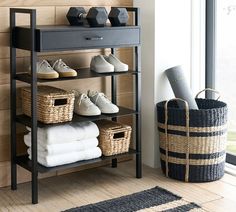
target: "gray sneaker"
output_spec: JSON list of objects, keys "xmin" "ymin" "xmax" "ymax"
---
[
  {"xmin": 73, "ymin": 90, "xmax": 101, "ymax": 116},
  {"xmin": 90, "ymin": 55, "xmax": 114, "ymax": 73},
  {"xmin": 103, "ymin": 54, "xmax": 129, "ymax": 72},
  {"xmin": 31, "ymin": 60, "xmax": 59, "ymax": 79},
  {"xmin": 51, "ymin": 59, "xmax": 77, "ymax": 77},
  {"xmin": 88, "ymin": 90, "xmax": 119, "ymax": 114}
]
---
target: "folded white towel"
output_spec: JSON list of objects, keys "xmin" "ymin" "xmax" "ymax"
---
[
  {"xmin": 26, "ymin": 121, "xmax": 99, "ymax": 144},
  {"xmin": 28, "ymin": 147, "xmax": 102, "ymax": 167},
  {"xmin": 24, "ymin": 136, "xmax": 99, "ymax": 155}
]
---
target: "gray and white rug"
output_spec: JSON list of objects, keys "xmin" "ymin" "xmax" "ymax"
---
[{"xmin": 64, "ymin": 186, "xmax": 205, "ymax": 212}]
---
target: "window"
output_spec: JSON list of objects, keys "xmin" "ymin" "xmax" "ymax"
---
[
  {"xmin": 216, "ymin": 0, "xmax": 236, "ymax": 164},
  {"xmin": 207, "ymin": 0, "xmax": 236, "ymax": 165}
]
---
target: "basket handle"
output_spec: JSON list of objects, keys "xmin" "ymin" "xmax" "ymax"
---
[
  {"xmin": 53, "ymin": 97, "xmax": 68, "ymax": 107},
  {"xmin": 195, "ymin": 88, "xmax": 220, "ymax": 100},
  {"xmin": 113, "ymin": 131, "xmax": 126, "ymax": 139},
  {"xmin": 106, "ymin": 126, "xmax": 124, "ymax": 131},
  {"xmin": 164, "ymin": 98, "xmax": 190, "ymax": 182}
]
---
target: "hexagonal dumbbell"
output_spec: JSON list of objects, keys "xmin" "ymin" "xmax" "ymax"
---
[
  {"xmin": 108, "ymin": 8, "xmax": 129, "ymax": 27},
  {"xmin": 67, "ymin": 7, "xmax": 108, "ymax": 27}
]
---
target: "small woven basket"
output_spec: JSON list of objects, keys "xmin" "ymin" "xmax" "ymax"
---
[
  {"xmin": 22, "ymin": 86, "xmax": 75, "ymax": 124},
  {"xmin": 156, "ymin": 89, "xmax": 228, "ymax": 182},
  {"xmin": 96, "ymin": 119, "xmax": 132, "ymax": 156}
]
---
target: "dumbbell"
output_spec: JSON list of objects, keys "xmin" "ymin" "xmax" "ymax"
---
[
  {"xmin": 109, "ymin": 8, "xmax": 129, "ymax": 26},
  {"xmin": 67, "ymin": 7, "xmax": 108, "ymax": 27}
]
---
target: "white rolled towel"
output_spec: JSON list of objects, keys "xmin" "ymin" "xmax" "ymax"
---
[
  {"xmin": 24, "ymin": 136, "xmax": 99, "ymax": 155},
  {"xmin": 28, "ymin": 147, "xmax": 102, "ymax": 167},
  {"xmin": 26, "ymin": 121, "xmax": 99, "ymax": 144}
]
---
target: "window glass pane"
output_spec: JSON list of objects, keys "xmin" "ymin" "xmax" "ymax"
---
[{"xmin": 216, "ymin": 0, "xmax": 236, "ymax": 156}]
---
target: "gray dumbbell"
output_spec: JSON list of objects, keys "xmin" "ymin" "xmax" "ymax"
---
[
  {"xmin": 109, "ymin": 8, "xmax": 129, "ymax": 26},
  {"xmin": 67, "ymin": 7, "xmax": 108, "ymax": 27}
]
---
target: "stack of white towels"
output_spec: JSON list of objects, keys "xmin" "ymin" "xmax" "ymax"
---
[{"xmin": 24, "ymin": 121, "xmax": 102, "ymax": 167}]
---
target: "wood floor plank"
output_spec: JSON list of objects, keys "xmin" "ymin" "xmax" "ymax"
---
[
  {"xmin": 196, "ymin": 179, "xmax": 236, "ymax": 203},
  {"xmin": 111, "ymin": 163, "xmax": 221, "ymax": 205},
  {"xmin": 0, "ymin": 161, "xmax": 230, "ymax": 211},
  {"xmin": 0, "ymin": 182, "xmax": 75, "ymax": 211},
  {"xmin": 221, "ymin": 172, "xmax": 236, "ymax": 187},
  {"xmin": 202, "ymin": 198, "xmax": 236, "ymax": 212}
]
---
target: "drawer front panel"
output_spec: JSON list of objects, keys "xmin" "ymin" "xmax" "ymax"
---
[{"xmin": 40, "ymin": 28, "xmax": 140, "ymax": 51}]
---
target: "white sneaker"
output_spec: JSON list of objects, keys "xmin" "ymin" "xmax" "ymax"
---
[
  {"xmin": 90, "ymin": 55, "xmax": 114, "ymax": 73},
  {"xmin": 51, "ymin": 59, "xmax": 77, "ymax": 77},
  {"xmin": 73, "ymin": 90, "xmax": 101, "ymax": 116},
  {"xmin": 33, "ymin": 60, "xmax": 59, "ymax": 79},
  {"xmin": 88, "ymin": 90, "xmax": 119, "ymax": 114},
  {"xmin": 104, "ymin": 54, "xmax": 128, "ymax": 72}
]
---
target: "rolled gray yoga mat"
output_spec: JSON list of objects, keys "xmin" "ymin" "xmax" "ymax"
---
[{"xmin": 165, "ymin": 66, "xmax": 199, "ymax": 109}]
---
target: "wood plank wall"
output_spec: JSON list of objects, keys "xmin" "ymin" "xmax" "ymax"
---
[{"xmin": 0, "ymin": 0, "xmax": 134, "ymax": 187}]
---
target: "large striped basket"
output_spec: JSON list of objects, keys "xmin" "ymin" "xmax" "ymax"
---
[{"xmin": 156, "ymin": 89, "xmax": 228, "ymax": 182}]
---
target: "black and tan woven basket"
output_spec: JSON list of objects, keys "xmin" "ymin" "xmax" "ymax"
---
[
  {"xmin": 22, "ymin": 86, "xmax": 75, "ymax": 124},
  {"xmin": 156, "ymin": 89, "xmax": 228, "ymax": 182},
  {"xmin": 95, "ymin": 119, "xmax": 132, "ymax": 156}
]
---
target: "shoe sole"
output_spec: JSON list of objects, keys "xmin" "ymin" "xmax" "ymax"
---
[
  {"xmin": 114, "ymin": 68, "xmax": 129, "ymax": 72},
  {"xmin": 75, "ymin": 111, "xmax": 101, "ymax": 116},
  {"xmin": 114, "ymin": 65, "xmax": 129, "ymax": 72},
  {"xmin": 37, "ymin": 72, "xmax": 59, "ymax": 79},
  {"xmin": 101, "ymin": 111, "xmax": 119, "ymax": 114},
  {"xmin": 90, "ymin": 65, "xmax": 114, "ymax": 73},
  {"xmin": 101, "ymin": 109, "xmax": 119, "ymax": 114},
  {"xmin": 58, "ymin": 71, "xmax": 77, "ymax": 78}
]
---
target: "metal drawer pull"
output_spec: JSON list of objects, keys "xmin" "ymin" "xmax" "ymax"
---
[{"xmin": 85, "ymin": 36, "xmax": 103, "ymax": 41}]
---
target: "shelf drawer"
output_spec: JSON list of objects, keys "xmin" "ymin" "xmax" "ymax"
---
[{"xmin": 13, "ymin": 26, "xmax": 141, "ymax": 52}]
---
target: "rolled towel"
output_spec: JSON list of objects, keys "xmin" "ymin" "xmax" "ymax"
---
[
  {"xmin": 26, "ymin": 121, "xmax": 99, "ymax": 144},
  {"xmin": 24, "ymin": 136, "xmax": 99, "ymax": 155},
  {"xmin": 165, "ymin": 65, "xmax": 199, "ymax": 109},
  {"xmin": 28, "ymin": 147, "xmax": 102, "ymax": 167}
]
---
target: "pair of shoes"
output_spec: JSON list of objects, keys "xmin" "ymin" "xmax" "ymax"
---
[
  {"xmin": 32, "ymin": 59, "xmax": 77, "ymax": 79},
  {"xmin": 73, "ymin": 90, "xmax": 119, "ymax": 116},
  {"xmin": 90, "ymin": 54, "xmax": 128, "ymax": 73}
]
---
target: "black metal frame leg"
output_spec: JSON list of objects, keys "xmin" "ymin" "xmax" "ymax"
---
[
  {"xmin": 10, "ymin": 8, "xmax": 38, "ymax": 204},
  {"xmin": 133, "ymin": 8, "xmax": 142, "ymax": 179},
  {"xmin": 111, "ymin": 48, "xmax": 118, "ymax": 168},
  {"xmin": 10, "ymin": 9, "xmax": 17, "ymax": 191},
  {"xmin": 135, "ymin": 46, "xmax": 142, "ymax": 179},
  {"xmin": 112, "ymin": 158, "xmax": 118, "ymax": 168},
  {"xmin": 30, "ymin": 10, "xmax": 38, "ymax": 204}
]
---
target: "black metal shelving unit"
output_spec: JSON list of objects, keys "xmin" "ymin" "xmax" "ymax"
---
[{"xmin": 10, "ymin": 7, "xmax": 141, "ymax": 204}]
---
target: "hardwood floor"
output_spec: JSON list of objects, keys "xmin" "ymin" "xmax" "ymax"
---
[{"xmin": 0, "ymin": 161, "xmax": 235, "ymax": 212}]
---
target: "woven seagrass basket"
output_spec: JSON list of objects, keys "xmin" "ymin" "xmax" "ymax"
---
[
  {"xmin": 22, "ymin": 86, "xmax": 75, "ymax": 124},
  {"xmin": 95, "ymin": 119, "xmax": 132, "ymax": 156},
  {"xmin": 156, "ymin": 89, "xmax": 228, "ymax": 182}
]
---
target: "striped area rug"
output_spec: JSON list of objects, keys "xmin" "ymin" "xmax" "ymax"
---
[{"xmin": 64, "ymin": 186, "xmax": 206, "ymax": 212}]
